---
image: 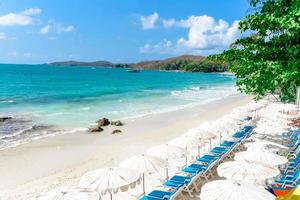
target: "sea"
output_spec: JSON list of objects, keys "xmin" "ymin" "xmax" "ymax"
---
[{"xmin": 0, "ymin": 64, "xmax": 239, "ymax": 150}]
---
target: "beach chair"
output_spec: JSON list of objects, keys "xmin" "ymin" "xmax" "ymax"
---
[
  {"xmin": 274, "ymin": 167, "xmax": 300, "ymax": 189},
  {"xmin": 181, "ymin": 162, "xmax": 216, "ymax": 180},
  {"xmin": 209, "ymin": 146, "xmax": 233, "ymax": 160},
  {"xmin": 141, "ymin": 191, "xmax": 169, "ymax": 200},
  {"xmin": 140, "ymin": 187, "xmax": 184, "ymax": 200},
  {"xmin": 163, "ymin": 174, "xmax": 201, "ymax": 197},
  {"xmin": 197, "ymin": 154, "xmax": 219, "ymax": 164}
]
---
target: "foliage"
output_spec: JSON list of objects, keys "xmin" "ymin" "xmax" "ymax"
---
[
  {"xmin": 209, "ymin": 0, "xmax": 300, "ymax": 102},
  {"xmin": 161, "ymin": 59, "xmax": 227, "ymax": 72}
]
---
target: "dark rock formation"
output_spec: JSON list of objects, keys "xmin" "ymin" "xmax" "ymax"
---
[
  {"xmin": 0, "ymin": 117, "xmax": 13, "ymax": 122},
  {"xmin": 90, "ymin": 126, "xmax": 104, "ymax": 132},
  {"xmin": 112, "ymin": 129, "xmax": 122, "ymax": 134},
  {"xmin": 111, "ymin": 120, "xmax": 123, "ymax": 126},
  {"xmin": 96, "ymin": 118, "xmax": 110, "ymax": 126}
]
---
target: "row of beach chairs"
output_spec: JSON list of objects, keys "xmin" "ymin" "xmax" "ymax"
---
[
  {"xmin": 270, "ymin": 128, "xmax": 300, "ymax": 196},
  {"xmin": 141, "ymin": 124, "xmax": 254, "ymax": 200}
]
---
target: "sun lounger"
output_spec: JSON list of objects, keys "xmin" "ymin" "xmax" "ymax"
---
[
  {"xmin": 163, "ymin": 174, "xmax": 201, "ymax": 197},
  {"xmin": 140, "ymin": 187, "xmax": 184, "ymax": 200}
]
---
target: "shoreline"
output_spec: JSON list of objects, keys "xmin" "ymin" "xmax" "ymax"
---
[{"xmin": 0, "ymin": 94, "xmax": 252, "ymax": 200}]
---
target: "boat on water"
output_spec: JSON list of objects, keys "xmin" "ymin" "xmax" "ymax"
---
[{"xmin": 127, "ymin": 69, "xmax": 141, "ymax": 73}]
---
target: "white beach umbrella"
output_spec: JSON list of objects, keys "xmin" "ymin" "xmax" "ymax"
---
[
  {"xmin": 146, "ymin": 144, "xmax": 186, "ymax": 179},
  {"xmin": 184, "ymin": 130, "xmax": 216, "ymax": 154},
  {"xmin": 217, "ymin": 160, "xmax": 280, "ymax": 184},
  {"xmin": 200, "ymin": 122, "xmax": 223, "ymax": 134},
  {"xmin": 217, "ymin": 118, "xmax": 240, "ymax": 132},
  {"xmin": 184, "ymin": 129, "xmax": 217, "ymax": 141},
  {"xmin": 79, "ymin": 167, "xmax": 141, "ymax": 200},
  {"xmin": 168, "ymin": 135, "xmax": 202, "ymax": 165},
  {"xmin": 276, "ymin": 113, "xmax": 297, "ymax": 120},
  {"xmin": 245, "ymin": 141, "xmax": 288, "ymax": 153},
  {"xmin": 235, "ymin": 151, "xmax": 288, "ymax": 166},
  {"xmin": 200, "ymin": 180, "xmax": 275, "ymax": 200},
  {"xmin": 168, "ymin": 135, "xmax": 202, "ymax": 149},
  {"xmin": 146, "ymin": 144, "xmax": 186, "ymax": 160},
  {"xmin": 36, "ymin": 188, "xmax": 101, "ymax": 200},
  {"xmin": 119, "ymin": 154, "xmax": 167, "ymax": 194}
]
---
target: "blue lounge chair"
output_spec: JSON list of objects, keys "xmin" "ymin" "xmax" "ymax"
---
[
  {"xmin": 140, "ymin": 190, "xmax": 172, "ymax": 200},
  {"xmin": 163, "ymin": 174, "xmax": 201, "ymax": 197}
]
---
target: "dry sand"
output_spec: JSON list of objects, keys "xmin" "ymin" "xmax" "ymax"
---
[{"xmin": 0, "ymin": 94, "xmax": 252, "ymax": 200}]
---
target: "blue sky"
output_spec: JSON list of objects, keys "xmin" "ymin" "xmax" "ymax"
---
[{"xmin": 0, "ymin": 0, "xmax": 250, "ymax": 64}]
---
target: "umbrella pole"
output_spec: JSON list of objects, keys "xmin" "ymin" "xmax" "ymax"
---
[
  {"xmin": 142, "ymin": 173, "xmax": 145, "ymax": 195},
  {"xmin": 219, "ymin": 132, "xmax": 222, "ymax": 145},
  {"xmin": 166, "ymin": 168, "xmax": 169, "ymax": 179},
  {"xmin": 110, "ymin": 192, "xmax": 112, "ymax": 200},
  {"xmin": 185, "ymin": 146, "xmax": 188, "ymax": 166},
  {"xmin": 198, "ymin": 145, "xmax": 201, "ymax": 157},
  {"xmin": 165, "ymin": 158, "xmax": 169, "ymax": 179}
]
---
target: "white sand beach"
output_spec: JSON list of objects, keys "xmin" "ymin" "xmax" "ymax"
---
[{"xmin": 0, "ymin": 94, "xmax": 252, "ymax": 200}]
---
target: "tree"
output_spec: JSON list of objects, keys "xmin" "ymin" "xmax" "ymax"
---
[{"xmin": 210, "ymin": 0, "xmax": 300, "ymax": 102}]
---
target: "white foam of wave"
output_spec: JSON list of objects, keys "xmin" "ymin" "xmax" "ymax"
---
[
  {"xmin": 121, "ymin": 86, "xmax": 240, "ymax": 121},
  {"xmin": 77, "ymin": 107, "xmax": 91, "ymax": 111},
  {"xmin": 0, "ymin": 125, "xmax": 33, "ymax": 140},
  {"xmin": 46, "ymin": 112, "xmax": 65, "ymax": 116},
  {"xmin": 0, "ymin": 100, "xmax": 15, "ymax": 103},
  {"xmin": 0, "ymin": 127, "xmax": 89, "ymax": 151},
  {"xmin": 171, "ymin": 85, "xmax": 238, "ymax": 101}
]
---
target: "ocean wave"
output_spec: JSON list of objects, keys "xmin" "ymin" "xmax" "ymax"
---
[
  {"xmin": 171, "ymin": 85, "xmax": 237, "ymax": 101},
  {"xmin": 0, "ymin": 122, "xmax": 88, "ymax": 151},
  {"xmin": 77, "ymin": 107, "xmax": 91, "ymax": 111},
  {"xmin": 0, "ymin": 100, "xmax": 15, "ymax": 103},
  {"xmin": 46, "ymin": 112, "xmax": 65, "ymax": 116}
]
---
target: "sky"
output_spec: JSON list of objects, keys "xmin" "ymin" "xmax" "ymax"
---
[{"xmin": 0, "ymin": 0, "xmax": 250, "ymax": 64}]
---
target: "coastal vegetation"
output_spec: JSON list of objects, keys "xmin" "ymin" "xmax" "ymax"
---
[
  {"xmin": 50, "ymin": 60, "xmax": 132, "ymax": 68},
  {"xmin": 210, "ymin": 0, "xmax": 300, "ymax": 102},
  {"xmin": 160, "ymin": 59, "xmax": 227, "ymax": 72},
  {"xmin": 50, "ymin": 55, "xmax": 228, "ymax": 73}
]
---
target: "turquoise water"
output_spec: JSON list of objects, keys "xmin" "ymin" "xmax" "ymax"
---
[{"xmin": 0, "ymin": 64, "xmax": 237, "ymax": 149}]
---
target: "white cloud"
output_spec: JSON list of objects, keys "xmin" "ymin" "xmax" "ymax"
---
[
  {"xmin": 177, "ymin": 16, "xmax": 240, "ymax": 50},
  {"xmin": 140, "ymin": 39, "xmax": 173, "ymax": 54},
  {"xmin": 7, "ymin": 51, "xmax": 18, "ymax": 57},
  {"xmin": 162, "ymin": 19, "xmax": 176, "ymax": 28},
  {"xmin": 21, "ymin": 8, "xmax": 41, "ymax": 16},
  {"xmin": 0, "ymin": 8, "xmax": 41, "ymax": 26},
  {"xmin": 40, "ymin": 24, "xmax": 51, "ymax": 34},
  {"xmin": 142, "ymin": 15, "xmax": 240, "ymax": 55},
  {"xmin": 0, "ymin": 32, "xmax": 16, "ymax": 40},
  {"xmin": 0, "ymin": 32, "xmax": 7, "ymax": 40},
  {"xmin": 140, "ymin": 12, "xmax": 159, "ymax": 29},
  {"xmin": 39, "ymin": 23, "xmax": 75, "ymax": 34},
  {"xmin": 23, "ymin": 52, "xmax": 32, "ymax": 57},
  {"xmin": 57, "ymin": 25, "xmax": 75, "ymax": 33}
]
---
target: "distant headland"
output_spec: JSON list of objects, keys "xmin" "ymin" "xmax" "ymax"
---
[{"xmin": 49, "ymin": 55, "xmax": 228, "ymax": 73}]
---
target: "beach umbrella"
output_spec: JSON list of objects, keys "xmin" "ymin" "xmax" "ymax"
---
[
  {"xmin": 79, "ymin": 167, "xmax": 141, "ymax": 200},
  {"xmin": 235, "ymin": 151, "xmax": 288, "ymax": 166},
  {"xmin": 217, "ymin": 160, "xmax": 280, "ymax": 184},
  {"xmin": 245, "ymin": 141, "xmax": 288, "ymax": 153},
  {"xmin": 146, "ymin": 144, "xmax": 186, "ymax": 179},
  {"xmin": 276, "ymin": 113, "xmax": 297, "ymax": 120},
  {"xmin": 119, "ymin": 154, "xmax": 167, "ymax": 195},
  {"xmin": 200, "ymin": 122, "xmax": 223, "ymax": 136},
  {"xmin": 211, "ymin": 119, "xmax": 239, "ymax": 142},
  {"xmin": 276, "ymin": 186, "xmax": 300, "ymax": 200},
  {"xmin": 36, "ymin": 188, "xmax": 101, "ymax": 200},
  {"xmin": 168, "ymin": 135, "xmax": 202, "ymax": 165},
  {"xmin": 200, "ymin": 180, "xmax": 275, "ymax": 200},
  {"xmin": 184, "ymin": 130, "xmax": 216, "ymax": 155},
  {"xmin": 222, "ymin": 120, "xmax": 240, "ymax": 133}
]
